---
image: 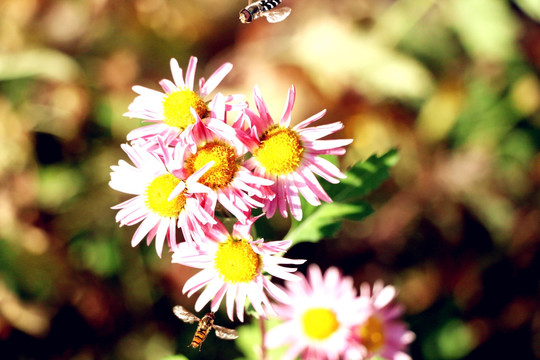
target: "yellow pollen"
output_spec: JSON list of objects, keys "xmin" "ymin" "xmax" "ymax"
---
[
  {"xmin": 301, "ymin": 308, "xmax": 339, "ymax": 340},
  {"xmin": 254, "ymin": 125, "xmax": 304, "ymax": 175},
  {"xmin": 214, "ymin": 238, "xmax": 261, "ymax": 283},
  {"xmin": 185, "ymin": 141, "xmax": 238, "ymax": 190},
  {"xmin": 162, "ymin": 89, "xmax": 208, "ymax": 130},
  {"xmin": 358, "ymin": 315, "xmax": 385, "ymax": 353},
  {"xmin": 145, "ymin": 174, "xmax": 186, "ymax": 217}
]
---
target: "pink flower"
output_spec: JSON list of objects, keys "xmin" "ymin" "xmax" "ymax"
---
[
  {"xmin": 170, "ymin": 94, "xmax": 274, "ymax": 223},
  {"xmin": 345, "ymin": 282, "xmax": 415, "ymax": 360},
  {"xmin": 172, "ymin": 217, "xmax": 305, "ymax": 322},
  {"xmin": 265, "ymin": 264, "xmax": 359, "ymax": 360},
  {"xmin": 124, "ymin": 56, "xmax": 244, "ymax": 144},
  {"xmin": 109, "ymin": 141, "xmax": 216, "ymax": 257},
  {"xmin": 242, "ymin": 85, "xmax": 352, "ymax": 221}
]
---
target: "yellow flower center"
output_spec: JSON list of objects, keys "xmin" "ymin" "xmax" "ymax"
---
[
  {"xmin": 301, "ymin": 308, "xmax": 339, "ymax": 340},
  {"xmin": 254, "ymin": 125, "xmax": 304, "ymax": 175},
  {"xmin": 162, "ymin": 89, "xmax": 208, "ymax": 130},
  {"xmin": 185, "ymin": 141, "xmax": 238, "ymax": 190},
  {"xmin": 214, "ymin": 238, "xmax": 261, "ymax": 283},
  {"xmin": 358, "ymin": 315, "xmax": 385, "ymax": 353},
  {"xmin": 145, "ymin": 174, "xmax": 186, "ymax": 217}
]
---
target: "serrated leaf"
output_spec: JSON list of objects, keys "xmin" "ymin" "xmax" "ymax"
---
[
  {"xmin": 285, "ymin": 201, "xmax": 373, "ymax": 245},
  {"xmin": 284, "ymin": 149, "xmax": 398, "ymax": 245},
  {"xmin": 331, "ymin": 149, "xmax": 399, "ymax": 202}
]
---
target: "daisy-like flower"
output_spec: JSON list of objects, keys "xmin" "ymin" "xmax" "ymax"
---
[
  {"xmin": 124, "ymin": 56, "xmax": 244, "ymax": 143},
  {"xmin": 242, "ymin": 85, "xmax": 353, "ymax": 221},
  {"xmin": 345, "ymin": 282, "xmax": 415, "ymax": 360},
  {"xmin": 109, "ymin": 141, "xmax": 217, "ymax": 257},
  {"xmin": 265, "ymin": 264, "xmax": 359, "ymax": 360},
  {"xmin": 172, "ymin": 216, "xmax": 305, "ymax": 322},
  {"xmin": 173, "ymin": 94, "xmax": 274, "ymax": 223}
]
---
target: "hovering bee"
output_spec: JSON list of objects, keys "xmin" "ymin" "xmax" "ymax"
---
[
  {"xmin": 239, "ymin": 0, "xmax": 292, "ymax": 24},
  {"xmin": 173, "ymin": 305, "xmax": 239, "ymax": 350}
]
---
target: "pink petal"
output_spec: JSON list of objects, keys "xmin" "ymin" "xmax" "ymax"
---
[
  {"xmin": 210, "ymin": 283, "xmax": 228, "ymax": 312},
  {"xmin": 201, "ymin": 62, "xmax": 233, "ymax": 97},
  {"xmin": 259, "ymin": 239, "xmax": 291, "ymax": 253},
  {"xmin": 297, "ymin": 121, "xmax": 344, "ymax": 140},
  {"xmin": 284, "ymin": 175, "xmax": 302, "ymax": 220},
  {"xmin": 262, "ymin": 277, "xmax": 290, "ymax": 304},
  {"xmin": 159, "ymin": 79, "xmax": 177, "ymax": 94},
  {"xmin": 226, "ymin": 284, "xmax": 238, "ymax": 321},
  {"xmin": 265, "ymin": 264, "xmax": 302, "ymax": 282},
  {"xmin": 253, "ymin": 85, "xmax": 273, "ymax": 125},
  {"xmin": 131, "ymin": 214, "xmax": 160, "ymax": 247},
  {"xmin": 309, "ymin": 138, "xmax": 353, "ymax": 152},
  {"xmin": 154, "ymin": 217, "xmax": 170, "ymax": 257},
  {"xmin": 188, "ymin": 160, "xmax": 215, "ymax": 183},
  {"xmin": 308, "ymin": 156, "xmax": 346, "ymax": 183},
  {"xmin": 127, "ymin": 124, "xmax": 171, "ymax": 142},
  {"xmin": 168, "ymin": 181, "xmax": 186, "ymax": 202},
  {"xmin": 132, "ymin": 85, "xmax": 165, "ymax": 98},
  {"xmin": 169, "ymin": 58, "xmax": 185, "ymax": 89},
  {"xmin": 291, "ymin": 172, "xmax": 321, "ymax": 206},
  {"xmin": 183, "ymin": 267, "xmax": 215, "ymax": 294},
  {"xmin": 293, "ymin": 109, "xmax": 327, "ymax": 130},
  {"xmin": 194, "ymin": 278, "xmax": 222, "ymax": 312},
  {"xmin": 299, "ymin": 166, "xmax": 332, "ymax": 203},
  {"xmin": 246, "ymin": 281, "xmax": 266, "ymax": 317},
  {"xmin": 235, "ymin": 284, "xmax": 247, "ymax": 322},
  {"xmin": 374, "ymin": 285, "xmax": 396, "ymax": 308},
  {"xmin": 275, "ymin": 178, "xmax": 289, "ymax": 218},
  {"xmin": 168, "ymin": 219, "xmax": 178, "ymax": 250},
  {"xmin": 232, "ymin": 214, "xmax": 262, "ymax": 238},
  {"xmin": 279, "ymin": 85, "xmax": 296, "ymax": 128},
  {"xmin": 185, "ymin": 56, "xmax": 197, "ymax": 91}
]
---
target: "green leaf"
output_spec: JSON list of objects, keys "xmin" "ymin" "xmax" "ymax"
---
[
  {"xmin": 285, "ymin": 201, "xmax": 374, "ymax": 245},
  {"xmin": 284, "ymin": 149, "xmax": 398, "ymax": 246},
  {"xmin": 330, "ymin": 149, "xmax": 400, "ymax": 202}
]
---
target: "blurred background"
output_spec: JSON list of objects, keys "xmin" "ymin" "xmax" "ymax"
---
[{"xmin": 0, "ymin": 0, "xmax": 539, "ymax": 359}]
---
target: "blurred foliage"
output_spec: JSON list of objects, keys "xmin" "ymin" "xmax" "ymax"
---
[{"xmin": 0, "ymin": 0, "xmax": 539, "ymax": 359}]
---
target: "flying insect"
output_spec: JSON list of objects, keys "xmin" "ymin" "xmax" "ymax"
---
[
  {"xmin": 239, "ymin": 0, "xmax": 292, "ymax": 24},
  {"xmin": 173, "ymin": 305, "xmax": 239, "ymax": 349}
]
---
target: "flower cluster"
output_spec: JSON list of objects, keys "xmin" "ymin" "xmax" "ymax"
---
[
  {"xmin": 266, "ymin": 264, "xmax": 415, "ymax": 360},
  {"xmin": 109, "ymin": 56, "xmax": 352, "ymax": 321}
]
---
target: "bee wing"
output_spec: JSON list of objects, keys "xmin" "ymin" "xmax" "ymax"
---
[
  {"xmin": 263, "ymin": 7, "xmax": 291, "ymax": 23},
  {"xmin": 172, "ymin": 306, "xmax": 200, "ymax": 324},
  {"xmin": 213, "ymin": 325, "xmax": 239, "ymax": 340}
]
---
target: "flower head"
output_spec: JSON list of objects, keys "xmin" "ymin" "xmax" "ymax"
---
[
  {"xmin": 346, "ymin": 282, "xmax": 415, "ymax": 360},
  {"xmin": 172, "ymin": 216, "xmax": 305, "ymax": 322},
  {"xmin": 109, "ymin": 141, "xmax": 216, "ymax": 257},
  {"xmin": 242, "ymin": 85, "xmax": 352, "ymax": 220},
  {"xmin": 174, "ymin": 95, "xmax": 274, "ymax": 222},
  {"xmin": 265, "ymin": 264, "xmax": 359, "ymax": 360},
  {"xmin": 124, "ymin": 56, "xmax": 244, "ymax": 144}
]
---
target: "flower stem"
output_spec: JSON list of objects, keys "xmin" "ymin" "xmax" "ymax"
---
[{"xmin": 260, "ymin": 316, "xmax": 267, "ymax": 360}]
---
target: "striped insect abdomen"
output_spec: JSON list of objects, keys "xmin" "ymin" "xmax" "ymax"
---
[
  {"xmin": 189, "ymin": 313, "xmax": 215, "ymax": 348},
  {"xmin": 261, "ymin": 0, "xmax": 282, "ymax": 11}
]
